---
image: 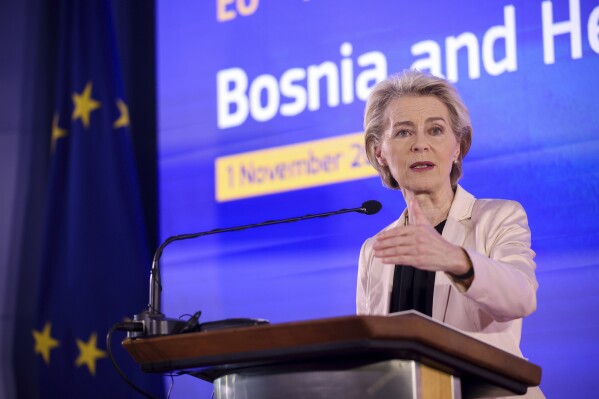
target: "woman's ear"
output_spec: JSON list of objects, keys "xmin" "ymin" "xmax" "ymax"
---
[
  {"xmin": 375, "ymin": 145, "xmax": 387, "ymax": 167},
  {"xmin": 453, "ymin": 146, "xmax": 461, "ymax": 163}
]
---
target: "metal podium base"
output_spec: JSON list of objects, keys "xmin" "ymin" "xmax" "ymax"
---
[{"xmin": 213, "ymin": 359, "xmax": 461, "ymax": 399}]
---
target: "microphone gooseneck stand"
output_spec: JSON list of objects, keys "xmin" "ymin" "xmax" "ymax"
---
[{"xmin": 129, "ymin": 200, "xmax": 382, "ymax": 338}]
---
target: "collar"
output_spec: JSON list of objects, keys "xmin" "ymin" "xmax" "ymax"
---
[{"xmin": 448, "ymin": 185, "xmax": 476, "ymax": 222}]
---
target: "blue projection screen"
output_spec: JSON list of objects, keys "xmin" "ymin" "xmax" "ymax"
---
[{"xmin": 157, "ymin": 1, "xmax": 599, "ymax": 397}]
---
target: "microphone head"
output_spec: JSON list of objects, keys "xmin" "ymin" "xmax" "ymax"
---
[{"xmin": 360, "ymin": 200, "xmax": 382, "ymax": 215}]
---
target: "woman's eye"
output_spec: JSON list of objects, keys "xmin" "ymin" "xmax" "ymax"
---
[
  {"xmin": 395, "ymin": 130, "xmax": 410, "ymax": 137},
  {"xmin": 431, "ymin": 126, "xmax": 443, "ymax": 135}
]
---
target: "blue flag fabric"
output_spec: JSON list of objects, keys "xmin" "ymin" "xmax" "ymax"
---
[{"xmin": 32, "ymin": 0, "xmax": 164, "ymax": 397}]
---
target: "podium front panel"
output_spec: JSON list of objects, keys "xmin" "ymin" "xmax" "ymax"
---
[{"xmin": 213, "ymin": 359, "xmax": 460, "ymax": 399}]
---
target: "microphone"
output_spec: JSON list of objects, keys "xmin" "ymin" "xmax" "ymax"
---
[
  {"xmin": 360, "ymin": 200, "xmax": 382, "ymax": 215},
  {"xmin": 130, "ymin": 200, "xmax": 382, "ymax": 338}
]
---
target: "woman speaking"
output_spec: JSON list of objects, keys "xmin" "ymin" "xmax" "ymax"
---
[{"xmin": 357, "ymin": 70, "xmax": 544, "ymax": 398}]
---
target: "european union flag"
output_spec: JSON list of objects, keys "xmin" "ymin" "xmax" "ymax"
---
[{"xmin": 31, "ymin": 0, "xmax": 164, "ymax": 397}]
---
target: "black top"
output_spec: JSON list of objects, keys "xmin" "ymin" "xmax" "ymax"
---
[{"xmin": 389, "ymin": 220, "xmax": 447, "ymax": 316}]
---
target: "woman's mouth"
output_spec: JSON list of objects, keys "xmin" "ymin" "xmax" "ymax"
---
[{"xmin": 410, "ymin": 161, "xmax": 435, "ymax": 171}]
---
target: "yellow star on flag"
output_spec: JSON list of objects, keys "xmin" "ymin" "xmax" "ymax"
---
[
  {"xmin": 72, "ymin": 81, "xmax": 101, "ymax": 128},
  {"xmin": 33, "ymin": 322, "xmax": 60, "ymax": 365},
  {"xmin": 51, "ymin": 113, "xmax": 68, "ymax": 152},
  {"xmin": 75, "ymin": 332, "xmax": 107, "ymax": 376},
  {"xmin": 113, "ymin": 98, "xmax": 130, "ymax": 128}
]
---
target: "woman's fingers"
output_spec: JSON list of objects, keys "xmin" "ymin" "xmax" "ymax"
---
[
  {"xmin": 373, "ymin": 224, "xmax": 457, "ymax": 270},
  {"xmin": 373, "ymin": 226, "xmax": 426, "ymax": 256}
]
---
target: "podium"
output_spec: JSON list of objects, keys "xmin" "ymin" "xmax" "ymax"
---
[{"xmin": 122, "ymin": 312, "xmax": 541, "ymax": 398}]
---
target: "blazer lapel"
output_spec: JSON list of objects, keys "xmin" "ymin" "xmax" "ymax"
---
[{"xmin": 433, "ymin": 185, "xmax": 476, "ymax": 321}]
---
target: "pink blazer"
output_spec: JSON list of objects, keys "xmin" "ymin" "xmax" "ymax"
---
[{"xmin": 356, "ymin": 185, "xmax": 544, "ymax": 398}]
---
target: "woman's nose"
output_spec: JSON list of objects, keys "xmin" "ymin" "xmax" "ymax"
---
[{"xmin": 411, "ymin": 131, "xmax": 430, "ymax": 152}]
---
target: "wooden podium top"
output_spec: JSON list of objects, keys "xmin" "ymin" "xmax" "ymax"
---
[{"xmin": 123, "ymin": 312, "xmax": 541, "ymax": 395}]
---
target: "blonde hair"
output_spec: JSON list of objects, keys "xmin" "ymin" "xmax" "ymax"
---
[{"xmin": 364, "ymin": 70, "xmax": 472, "ymax": 188}]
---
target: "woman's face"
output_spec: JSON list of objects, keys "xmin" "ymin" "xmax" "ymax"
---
[{"xmin": 375, "ymin": 95, "xmax": 460, "ymax": 195}]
